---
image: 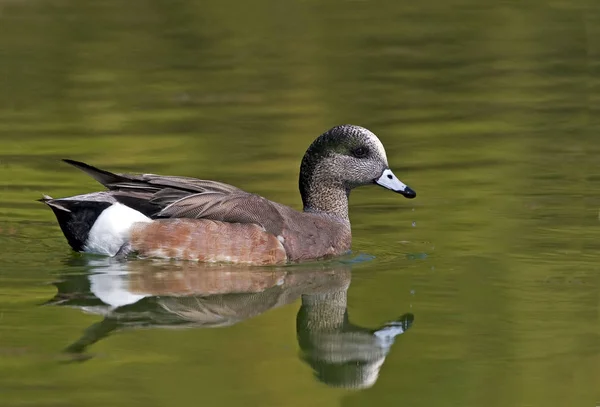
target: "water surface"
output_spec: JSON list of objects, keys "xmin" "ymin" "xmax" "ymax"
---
[{"xmin": 0, "ymin": 1, "xmax": 599, "ymax": 406}]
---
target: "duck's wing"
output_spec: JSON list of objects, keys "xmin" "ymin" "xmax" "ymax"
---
[
  {"xmin": 63, "ymin": 159, "xmax": 287, "ymax": 235},
  {"xmin": 64, "ymin": 159, "xmax": 243, "ymax": 196},
  {"xmin": 64, "ymin": 159, "xmax": 244, "ymax": 213},
  {"xmin": 156, "ymin": 192, "xmax": 286, "ymax": 236}
]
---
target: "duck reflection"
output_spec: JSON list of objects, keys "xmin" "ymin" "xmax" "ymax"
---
[{"xmin": 48, "ymin": 258, "xmax": 413, "ymax": 389}]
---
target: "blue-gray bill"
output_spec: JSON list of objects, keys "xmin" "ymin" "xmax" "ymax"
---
[{"xmin": 375, "ymin": 169, "xmax": 416, "ymax": 199}]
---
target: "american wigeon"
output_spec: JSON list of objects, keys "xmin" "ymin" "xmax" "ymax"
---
[{"xmin": 41, "ymin": 125, "xmax": 416, "ymax": 265}]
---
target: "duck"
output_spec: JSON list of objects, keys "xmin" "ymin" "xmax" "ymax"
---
[{"xmin": 40, "ymin": 124, "xmax": 416, "ymax": 265}]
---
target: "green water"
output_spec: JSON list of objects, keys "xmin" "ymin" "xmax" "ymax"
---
[{"xmin": 1, "ymin": 0, "xmax": 599, "ymax": 406}]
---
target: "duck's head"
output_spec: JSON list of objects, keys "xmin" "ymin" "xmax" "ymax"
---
[{"xmin": 299, "ymin": 125, "xmax": 416, "ymax": 210}]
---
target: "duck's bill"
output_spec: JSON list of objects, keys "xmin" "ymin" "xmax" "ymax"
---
[{"xmin": 375, "ymin": 169, "xmax": 416, "ymax": 199}]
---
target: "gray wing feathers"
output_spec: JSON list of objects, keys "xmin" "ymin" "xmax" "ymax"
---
[
  {"xmin": 104, "ymin": 175, "xmax": 243, "ymax": 195},
  {"xmin": 64, "ymin": 159, "xmax": 243, "ymax": 195},
  {"xmin": 137, "ymin": 175, "xmax": 244, "ymax": 194},
  {"xmin": 158, "ymin": 193, "xmax": 286, "ymax": 236},
  {"xmin": 63, "ymin": 159, "xmax": 286, "ymax": 234}
]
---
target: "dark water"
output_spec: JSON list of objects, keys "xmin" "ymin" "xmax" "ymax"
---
[{"xmin": 1, "ymin": 1, "xmax": 599, "ymax": 406}]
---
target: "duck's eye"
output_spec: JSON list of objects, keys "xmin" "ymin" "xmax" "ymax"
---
[{"xmin": 351, "ymin": 147, "xmax": 368, "ymax": 158}]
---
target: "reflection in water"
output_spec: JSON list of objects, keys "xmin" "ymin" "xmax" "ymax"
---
[
  {"xmin": 297, "ymin": 290, "xmax": 413, "ymax": 390},
  {"xmin": 47, "ymin": 258, "xmax": 413, "ymax": 389}
]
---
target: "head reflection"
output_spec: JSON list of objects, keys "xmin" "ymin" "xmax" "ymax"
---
[{"xmin": 48, "ymin": 257, "xmax": 413, "ymax": 389}]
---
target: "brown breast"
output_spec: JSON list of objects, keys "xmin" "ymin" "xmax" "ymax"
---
[
  {"xmin": 129, "ymin": 219, "xmax": 287, "ymax": 266},
  {"xmin": 274, "ymin": 207, "xmax": 352, "ymax": 262}
]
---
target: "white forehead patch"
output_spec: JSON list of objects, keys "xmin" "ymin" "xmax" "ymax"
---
[{"xmin": 364, "ymin": 131, "xmax": 388, "ymax": 164}]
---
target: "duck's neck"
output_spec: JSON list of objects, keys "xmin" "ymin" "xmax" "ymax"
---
[
  {"xmin": 300, "ymin": 180, "xmax": 350, "ymax": 222},
  {"xmin": 299, "ymin": 138, "xmax": 351, "ymax": 222}
]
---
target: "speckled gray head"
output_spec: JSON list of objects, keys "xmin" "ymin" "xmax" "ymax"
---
[
  {"xmin": 299, "ymin": 125, "xmax": 416, "ymax": 214},
  {"xmin": 300, "ymin": 125, "xmax": 416, "ymax": 198}
]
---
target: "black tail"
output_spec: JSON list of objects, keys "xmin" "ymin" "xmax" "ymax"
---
[
  {"xmin": 40, "ymin": 194, "xmax": 113, "ymax": 252},
  {"xmin": 62, "ymin": 159, "xmax": 125, "ymax": 188}
]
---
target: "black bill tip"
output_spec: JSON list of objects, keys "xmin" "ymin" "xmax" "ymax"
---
[{"xmin": 400, "ymin": 186, "xmax": 416, "ymax": 199}]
